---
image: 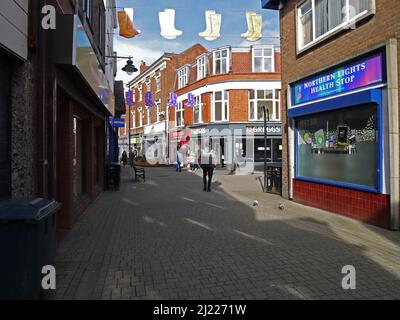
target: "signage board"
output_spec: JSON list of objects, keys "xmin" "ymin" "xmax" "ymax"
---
[
  {"xmin": 111, "ymin": 118, "xmax": 126, "ymax": 128},
  {"xmin": 292, "ymin": 52, "xmax": 383, "ymax": 106},
  {"xmin": 246, "ymin": 125, "xmax": 282, "ymax": 135}
]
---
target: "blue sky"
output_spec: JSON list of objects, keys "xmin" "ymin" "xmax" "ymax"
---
[{"xmin": 114, "ymin": 0, "xmax": 279, "ymax": 84}]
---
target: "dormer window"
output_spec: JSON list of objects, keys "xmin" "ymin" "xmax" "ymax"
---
[
  {"xmin": 197, "ymin": 56, "xmax": 207, "ymax": 80},
  {"xmin": 253, "ymin": 47, "xmax": 274, "ymax": 73},
  {"xmin": 213, "ymin": 48, "xmax": 230, "ymax": 74},
  {"xmin": 178, "ymin": 67, "xmax": 189, "ymax": 89}
]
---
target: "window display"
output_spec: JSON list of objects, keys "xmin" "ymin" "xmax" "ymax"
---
[{"xmin": 296, "ymin": 104, "xmax": 379, "ymax": 189}]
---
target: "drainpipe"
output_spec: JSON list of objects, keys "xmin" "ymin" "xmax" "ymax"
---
[
  {"xmin": 386, "ymin": 39, "xmax": 399, "ymax": 230},
  {"xmin": 35, "ymin": 0, "xmax": 46, "ymax": 197}
]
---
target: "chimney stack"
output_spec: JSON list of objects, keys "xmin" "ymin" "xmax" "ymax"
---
[{"xmin": 140, "ymin": 60, "xmax": 148, "ymax": 73}]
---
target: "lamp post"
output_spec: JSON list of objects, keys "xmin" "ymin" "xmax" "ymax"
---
[
  {"xmin": 106, "ymin": 55, "xmax": 139, "ymax": 75},
  {"xmin": 263, "ymin": 106, "xmax": 270, "ymax": 193}
]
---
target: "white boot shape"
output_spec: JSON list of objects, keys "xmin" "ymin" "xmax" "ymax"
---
[
  {"xmin": 159, "ymin": 8, "xmax": 183, "ymax": 40},
  {"xmin": 243, "ymin": 12, "xmax": 263, "ymax": 42},
  {"xmin": 199, "ymin": 11, "xmax": 221, "ymax": 41},
  {"xmin": 199, "ymin": 10, "xmax": 216, "ymax": 38},
  {"xmin": 241, "ymin": 11, "xmax": 257, "ymax": 39}
]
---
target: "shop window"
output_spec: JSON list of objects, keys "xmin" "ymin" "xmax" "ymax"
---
[
  {"xmin": 253, "ymin": 138, "xmax": 282, "ymax": 163},
  {"xmin": 84, "ymin": 0, "xmax": 93, "ymax": 24},
  {"xmin": 194, "ymin": 95, "xmax": 203, "ymax": 124},
  {"xmin": 249, "ymin": 89, "xmax": 280, "ymax": 122},
  {"xmin": 297, "ymin": 0, "xmax": 373, "ymax": 52},
  {"xmin": 213, "ymin": 91, "xmax": 229, "ymax": 122},
  {"xmin": 296, "ymin": 104, "xmax": 379, "ymax": 190},
  {"xmin": 213, "ymin": 48, "xmax": 230, "ymax": 74},
  {"xmin": 73, "ymin": 117, "xmax": 84, "ymax": 200},
  {"xmin": 176, "ymin": 102, "xmax": 184, "ymax": 127},
  {"xmin": 253, "ymin": 47, "xmax": 274, "ymax": 72}
]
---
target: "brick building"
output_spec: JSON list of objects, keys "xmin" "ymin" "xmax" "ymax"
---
[
  {"xmin": 168, "ymin": 45, "xmax": 282, "ymax": 173},
  {"xmin": 262, "ymin": 0, "xmax": 399, "ymax": 229},
  {"xmin": 0, "ymin": 0, "xmax": 124, "ymax": 229},
  {"xmin": 121, "ymin": 44, "xmax": 208, "ymax": 163}
]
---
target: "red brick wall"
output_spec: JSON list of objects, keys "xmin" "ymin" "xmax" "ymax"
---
[
  {"xmin": 232, "ymin": 52, "xmax": 252, "ymax": 73},
  {"xmin": 293, "ymin": 179, "xmax": 390, "ymax": 229},
  {"xmin": 229, "ymin": 90, "xmax": 249, "ymax": 122}
]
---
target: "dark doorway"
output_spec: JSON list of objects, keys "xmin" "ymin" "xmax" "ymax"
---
[{"xmin": 0, "ymin": 51, "xmax": 12, "ymax": 198}]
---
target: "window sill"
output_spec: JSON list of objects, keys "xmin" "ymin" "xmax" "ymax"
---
[{"xmin": 297, "ymin": 9, "xmax": 376, "ymax": 55}]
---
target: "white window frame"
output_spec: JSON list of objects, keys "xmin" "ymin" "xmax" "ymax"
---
[
  {"xmin": 249, "ymin": 89, "xmax": 281, "ymax": 122},
  {"xmin": 138, "ymin": 86, "xmax": 143, "ymax": 102},
  {"xmin": 175, "ymin": 102, "xmax": 185, "ymax": 127},
  {"xmin": 296, "ymin": 0, "xmax": 376, "ymax": 53},
  {"xmin": 252, "ymin": 46, "xmax": 275, "ymax": 73},
  {"xmin": 212, "ymin": 91, "xmax": 229, "ymax": 122},
  {"xmin": 177, "ymin": 67, "xmax": 189, "ymax": 89},
  {"xmin": 147, "ymin": 107, "xmax": 151, "ymax": 124},
  {"xmin": 130, "ymin": 109, "xmax": 135, "ymax": 129},
  {"xmin": 213, "ymin": 48, "xmax": 230, "ymax": 75},
  {"xmin": 197, "ymin": 55, "xmax": 207, "ymax": 80},
  {"xmin": 156, "ymin": 100, "xmax": 161, "ymax": 122},
  {"xmin": 155, "ymin": 74, "xmax": 161, "ymax": 92},
  {"xmin": 193, "ymin": 95, "xmax": 203, "ymax": 124},
  {"xmin": 145, "ymin": 80, "xmax": 151, "ymax": 93},
  {"xmin": 139, "ymin": 109, "xmax": 143, "ymax": 127}
]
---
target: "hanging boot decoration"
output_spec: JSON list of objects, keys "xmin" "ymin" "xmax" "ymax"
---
[
  {"xmin": 118, "ymin": 8, "xmax": 141, "ymax": 38},
  {"xmin": 159, "ymin": 9, "xmax": 183, "ymax": 40},
  {"xmin": 241, "ymin": 11, "xmax": 257, "ymax": 39},
  {"xmin": 199, "ymin": 10, "xmax": 215, "ymax": 38},
  {"xmin": 242, "ymin": 12, "xmax": 263, "ymax": 42},
  {"xmin": 199, "ymin": 11, "xmax": 222, "ymax": 41}
]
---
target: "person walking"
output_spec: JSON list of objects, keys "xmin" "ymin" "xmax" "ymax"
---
[
  {"xmin": 121, "ymin": 151, "xmax": 128, "ymax": 168},
  {"xmin": 200, "ymin": 143, "xmax": 216, "ymax": 192}
]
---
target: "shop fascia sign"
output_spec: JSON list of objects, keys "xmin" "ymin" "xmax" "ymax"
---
[
  {"xmin": 291, "ymin": 52, "xmax": 383, "ymax": 107},
  {"xmin": 191, "ymin": 127, "xmax": 207, "ymax": 135},
  {"xmin": 246, "ymin": 125, "xmax": 281, "ymax": 135}
]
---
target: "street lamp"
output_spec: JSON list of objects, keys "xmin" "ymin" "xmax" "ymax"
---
[
  {"xmin": 262, "ymin": 106, "xmax": 270, "ymax": 193},
  {"xmin": 106, "ymin": 55, "xmax": 138, "ymax": 75}
]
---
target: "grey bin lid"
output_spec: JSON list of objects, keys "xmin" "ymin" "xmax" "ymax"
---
[{"xmin": 0, "ymin": 198, "xmax": 62, "ymax": 223}]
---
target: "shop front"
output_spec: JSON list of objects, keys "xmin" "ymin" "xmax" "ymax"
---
[
  {"xmin": 182, "ymin": 123, "xmax": 282, "ymax": 174},
  {"xmin": 53, "ymin": 14, "xmax": 114, "ymax": 229},
  {"xmin": 288, "ymin": 50, "xmax": 390, "ymax": 228},
  {"xmin": 143, "ymin": 122, "xmax": 167, "ymax": 164}
]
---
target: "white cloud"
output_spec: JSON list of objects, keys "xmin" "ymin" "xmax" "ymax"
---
[{"xmin": 114, "ymin": 37, "xmax": 188, "ymax": 85}]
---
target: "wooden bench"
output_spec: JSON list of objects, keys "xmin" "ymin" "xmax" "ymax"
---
[{"xmin": 132, "ymin": 165, "xmax": 146, "ymax": 182}]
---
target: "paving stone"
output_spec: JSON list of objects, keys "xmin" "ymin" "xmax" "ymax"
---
[{"xmin": 53, "ymin": 168, "xmax": 400, "ymax": 300}]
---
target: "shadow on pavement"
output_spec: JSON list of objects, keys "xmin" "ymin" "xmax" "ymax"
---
[{"xmin": 53, "ymin": 167, "xmax": 400, "ymax": 300}]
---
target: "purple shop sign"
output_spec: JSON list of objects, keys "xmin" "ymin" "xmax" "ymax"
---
[
  {"xmin": 169, "ymin": 92, "xmax": 177, "ymax": 108},
  {"xmin": 186, "ymin": 93, "xmax": 195, "ymax": 107},
  {"xmin": 145, "ymin": 92, "xmax": 154, "ymax": 107},
  {"xmin": 125, "ymin": 90, "xmax": 134, "ymax": 106},
  {"xmin": 292, "ymin": 52, "xmax": 383, "ymax": 106}
]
